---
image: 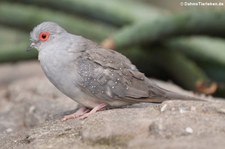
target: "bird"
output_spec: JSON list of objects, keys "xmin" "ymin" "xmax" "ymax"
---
[{"xmin": 28, "ymin": 21, "xmax": 203, "ymax": 121}]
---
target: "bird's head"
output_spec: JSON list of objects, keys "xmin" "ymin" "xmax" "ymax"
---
[{"xmin": 28, "ymin": 21, "xmax": 66, "ymax": 51}]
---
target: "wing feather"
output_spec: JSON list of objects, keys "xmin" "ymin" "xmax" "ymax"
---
[{"xmin": 76, "ymin": 47, "xmax": 150, "ymax": 102}]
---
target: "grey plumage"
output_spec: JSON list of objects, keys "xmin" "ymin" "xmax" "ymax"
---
[{"xmin": 29, "ymin": 21, "xmax": 202, "ymax": 110}]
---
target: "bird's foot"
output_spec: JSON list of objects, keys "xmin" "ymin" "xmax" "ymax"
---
[
  {"xmin": 62, "ymin": 103, "xmax": 107, "ymax": 121},
  {"xmin": 62, "ymin": 107, "xmax": 90, "ymax": 121},
  {"xmin": 79, "ymin": 103, "xmax": 107, "ymax": 120}
]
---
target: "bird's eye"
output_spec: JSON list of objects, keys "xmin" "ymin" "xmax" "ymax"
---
[{"xmin": 39, "ymin": 32, "xmax": 50, "ymax": 41}]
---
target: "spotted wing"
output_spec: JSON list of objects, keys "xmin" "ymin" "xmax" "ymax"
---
[{"xmin": 75, "ymin": 48, "xmax": 151, "ymax": 103}]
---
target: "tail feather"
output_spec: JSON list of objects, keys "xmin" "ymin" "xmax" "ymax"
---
[{"xmin": 147, "ymin": 79, "xmax": 204, "ymax": 102}]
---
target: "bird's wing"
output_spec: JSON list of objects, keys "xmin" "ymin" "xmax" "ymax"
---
[{"xmin": 75, "ymin": 47, "xmax": 152, "ymax": 103}]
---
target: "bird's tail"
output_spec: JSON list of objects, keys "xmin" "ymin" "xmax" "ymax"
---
[{"xmin": 146, "ymin": 79, "xmax": 205, "ymax": 103}]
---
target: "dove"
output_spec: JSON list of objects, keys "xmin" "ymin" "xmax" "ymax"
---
[{"xmin": 29, "ymin": 21, "xmax": 202, "ymax": 120}]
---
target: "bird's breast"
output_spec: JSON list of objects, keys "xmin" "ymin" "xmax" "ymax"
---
[{"xmin": 38, "ymin": 49, "xmax": 80, "ymax": 97}]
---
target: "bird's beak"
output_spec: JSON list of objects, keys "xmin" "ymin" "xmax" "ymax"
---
[{"xmin": 27, "ymin": 42, "xmax": 35, "ymax": 51}]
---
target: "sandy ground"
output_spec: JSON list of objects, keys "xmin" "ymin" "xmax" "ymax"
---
[{"xmin": 0, "ymin": 61, "xmax": 225, "ymax": 149}]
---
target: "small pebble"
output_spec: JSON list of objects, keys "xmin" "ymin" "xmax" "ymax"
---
[
  {"xmin": 160, "ymin": 104, "xmax": 167, "ymax": 112},
  {"xmin": 29, "ymin": 106, "xmax": 36, "ymax": 113},
  {"xmin": 185, "ymin": 127, "xmax": 193, "ymax": 134},
  {"xmin": 179, "ymin": 108, "xmax": 188, "ymax": 114},
  {"xmin": 6, "ymin": 128, "xmax": 13, "ymax": 133}
]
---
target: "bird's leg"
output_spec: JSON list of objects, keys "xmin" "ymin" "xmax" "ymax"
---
[
  {"xmin": 79, "ymin": 103, "xmax": 107, "ymax": 119},
  {"xmin": 62, "ymin": 106, "xmax": 90, "ymax": 121}
]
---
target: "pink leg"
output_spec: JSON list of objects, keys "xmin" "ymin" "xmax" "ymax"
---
[
  {"xmin": 79, "ymin": 103, "xmax": 107, "ymax": 119},
  {"xmin": 62, "ymin": 107, "xmax": 90, "ymax": 121}
]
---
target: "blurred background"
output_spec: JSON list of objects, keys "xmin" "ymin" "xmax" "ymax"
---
[{"xmin": 0, "ymin": 0, "xmax": 224, "ymax": 98}]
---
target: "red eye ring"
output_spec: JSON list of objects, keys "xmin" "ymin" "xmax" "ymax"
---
[{"xmin": 39, "ymin": 32, "xmax": 50, "ymax": 41}]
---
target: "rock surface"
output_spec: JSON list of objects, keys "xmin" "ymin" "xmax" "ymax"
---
[{"xmin": 0, "ymin": 61, "xmax": 225, "ymax": 149}]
